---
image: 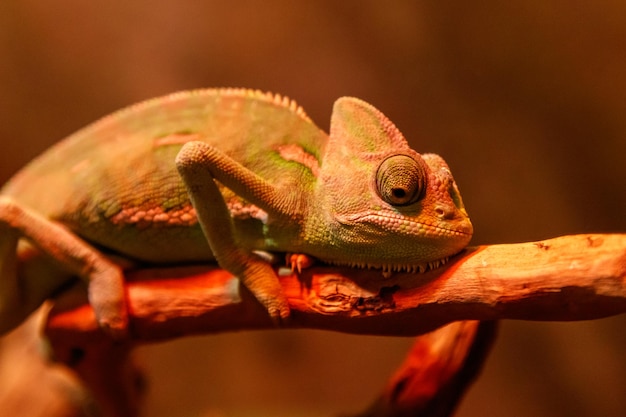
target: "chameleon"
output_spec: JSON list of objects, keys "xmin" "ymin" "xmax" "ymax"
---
[{"xmin": 0, "ymin": 88, "xmax": 473, "ymax": 337}]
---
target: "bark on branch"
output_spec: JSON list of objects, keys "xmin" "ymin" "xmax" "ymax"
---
[
  {"xmin": 43, "ymin": 233, "xmax": 626, "ymax": 416},
  {"xmin": 47, "ymin": 233, "xmax": 626, "ymax": 341}
]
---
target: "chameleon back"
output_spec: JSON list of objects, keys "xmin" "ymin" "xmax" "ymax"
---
[{"xmin": 1, "ymin": 89, "xmax": 328, "ymax": 263}]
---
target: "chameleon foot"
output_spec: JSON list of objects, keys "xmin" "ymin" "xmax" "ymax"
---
[
  {"xmin": 0, "ymin": 197, "xmax": 129, "ymax": 338},
  {"xmin": 238, "ymin": 260, "xmax": 290, "ymax": 325},
  {"xmin": 286, "ymin": 253, "xmax": 315, "ymax": 273}
]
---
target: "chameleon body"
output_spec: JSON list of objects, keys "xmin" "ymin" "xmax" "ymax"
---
[{"xmin": 0, "ymin": 88, "xmax": 472, "ymax": 335}]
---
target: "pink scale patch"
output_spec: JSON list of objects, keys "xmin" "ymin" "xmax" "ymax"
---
[
  {"xmin": 276, "ymin": 144, "xmax": 320, "ymax": 177},
  {"xmin": 111, "ymin": 205, "xmax": 197, "ymax": 228}
]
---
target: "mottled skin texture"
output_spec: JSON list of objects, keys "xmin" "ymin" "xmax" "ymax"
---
[{"xmin": 0, "ymin": 88, "xmax": 472, "ymax": 335}]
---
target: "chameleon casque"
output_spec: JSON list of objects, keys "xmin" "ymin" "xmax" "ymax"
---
[{"xmin": 0, "ymin": 88, "xmax": 472, "ymax": 336}]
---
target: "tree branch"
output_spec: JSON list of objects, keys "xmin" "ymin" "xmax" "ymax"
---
[
  {"xmin": 46, "ymin": 233, "xmax": 626, "ymax": 341},
  {"xmin": 43, "ymin": 233, "xmax": 626, "ymax": 416},
  {"xmin": 356, "ymin": 320, "xmax": 497, "ymax": 417}
]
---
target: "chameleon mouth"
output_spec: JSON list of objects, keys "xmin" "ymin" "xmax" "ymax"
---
[{"xmin": 327, "ymin": 256, "xmax": 450, "ymax": 278}]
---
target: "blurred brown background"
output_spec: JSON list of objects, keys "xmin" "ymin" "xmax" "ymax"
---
[{"xmin": 1, "ymin": 1, "xmax": 625, "ymax": 416}]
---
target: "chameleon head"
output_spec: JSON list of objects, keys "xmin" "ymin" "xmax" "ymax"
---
[{"xmin": 305, "ymin": 97, "xmax": 473, "ymax": 273}]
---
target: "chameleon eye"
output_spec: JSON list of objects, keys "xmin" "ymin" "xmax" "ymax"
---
[{"xmin": 376, "ymin": 155, "xmax": 426, "ymax": 206}]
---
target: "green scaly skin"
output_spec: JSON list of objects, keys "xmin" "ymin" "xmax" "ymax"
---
[{"xmin": 0, "ymin": 88, "xmax": 472, "ymax": 335}]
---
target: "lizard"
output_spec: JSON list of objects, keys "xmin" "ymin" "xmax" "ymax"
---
[{"xmin": 0, "ymin": 88, "xmax": 473, "ymax": 337}]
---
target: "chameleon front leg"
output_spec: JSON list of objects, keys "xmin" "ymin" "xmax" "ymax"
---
[
  {"xmin": 175, "ymin": 142, "xmax": 290, "ymax": 322},
  {"xmin": 0, "ymin": 197, "xmax": 128, "ymax": 337}
]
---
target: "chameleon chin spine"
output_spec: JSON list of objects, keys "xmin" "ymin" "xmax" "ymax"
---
[{"xmin": 327, "ymin": 256, "xmax": 450, "ymax": 278}]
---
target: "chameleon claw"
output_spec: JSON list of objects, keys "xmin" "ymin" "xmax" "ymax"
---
[
  {"xmin": 237, "ymin": 260, "xmax": 291, "ymax": 326},
  {"xmin": 256, "ymin": 291, "xmax": 290, "ymax": 327},
  {"xmin": 96, "ymin": 313, "xmax": 129, "ymax": 339},
  {"xmin": 87, "ymin": 264, "xmax": 130, "ymax": 339},
  {"xmin": 267, "ymin": 302, "xmax": 291, "ymax": 327},
  {"xmin": 286, "ymin": 253, "xmax": 315, "ymax": 273}
]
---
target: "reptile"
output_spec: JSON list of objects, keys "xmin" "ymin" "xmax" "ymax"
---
[{"xmin": 0, "ymin": 88, "xmax": 473, "ymax": 337}]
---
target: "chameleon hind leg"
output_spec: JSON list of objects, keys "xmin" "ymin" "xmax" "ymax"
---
[
  {"xmin": 0, "ymin": 196, "xmax": 127, "ymax": 337},
  {"xmin": 176, "ymin": 142, "xmax": 290, "ymax": 323}
]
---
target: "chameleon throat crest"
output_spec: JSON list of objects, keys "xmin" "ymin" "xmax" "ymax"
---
[{"xmin": 327, "ymin": 257, "xmax": 451, "ymax": 278}]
